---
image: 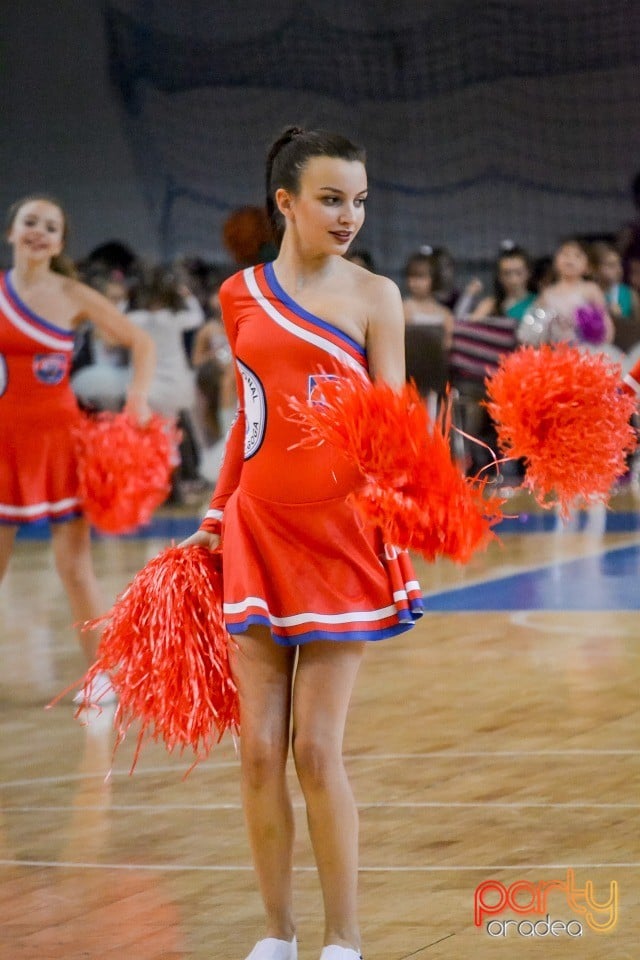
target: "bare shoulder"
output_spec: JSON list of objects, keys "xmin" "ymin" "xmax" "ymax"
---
[
  {"xmin": 39, "ymin": 270, "xmax": 76, "ymax": 299},
  {"xmin": 49, "ymin": 273, "xmax": 94, "ymax": 316},
  {"xmin": 60, "ymin": 276, "xmax": 120, "ymax": 327},
  {"xmin": 347, "ymin": 264, "xmax": 402, "ymax": 313},
  {"xmin": 60, "ymin": 274, "xmax": 96, "ymax": 305}
]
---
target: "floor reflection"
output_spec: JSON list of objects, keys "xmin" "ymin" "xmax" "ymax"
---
[{"xmin": 0, "ymin": 710, "xmax": 187, "ymax": 958}]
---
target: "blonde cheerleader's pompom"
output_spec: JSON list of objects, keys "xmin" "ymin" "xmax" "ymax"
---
[{"xmin": 75, "ymin": 412, "xmax": 181, "ymax": 534}]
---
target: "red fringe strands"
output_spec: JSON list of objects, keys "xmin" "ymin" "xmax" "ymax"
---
[
  {"xmin": 79, "ymin": 546, "xmax": 239, "ymax": 770},
  {"xmin": 76, "ymin": 412, "xmax": 180, "ymax": 533},
  {"xmin": 288, "ymin": 374, "xmax": 504, "ymax": 564},
  {"xmin": 485, "ymin": 344, "xmax": 638, "ymax": 515}
]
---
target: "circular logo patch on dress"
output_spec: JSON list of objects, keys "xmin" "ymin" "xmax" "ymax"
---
[
  {"xmin": 237, "ymin": 359, "xmax": 266, "ymax": 459},
  {"xmin": 33, "ymin": 352, "xmax": 69, "ymax": 385}
]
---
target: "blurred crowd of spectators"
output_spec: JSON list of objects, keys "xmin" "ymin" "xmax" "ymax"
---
[{"xmin": 68, "ymin": 177, "xmax": 640, "ymax": 501}]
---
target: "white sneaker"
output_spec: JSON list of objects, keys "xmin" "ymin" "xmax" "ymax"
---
[
  {"xmin": 319, "ymin": 947, "xmax": 362, "ymax": 960},
  {"xmin": 245, "ymin": 936, "xmax": 297, "ymax": 960},
  {"xmin": 73, "ymin": 671, "xmax": 117, "ymax": 706}
]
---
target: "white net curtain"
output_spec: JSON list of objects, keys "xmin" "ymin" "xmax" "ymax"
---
[{"xmin": 106, "ymin": 0, "xmax": 640, "ymax": 272}]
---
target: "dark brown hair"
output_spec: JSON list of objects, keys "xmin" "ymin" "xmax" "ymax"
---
[
  {"xmin": 403, "ymin": 251, "xmax": 435, "ymax": 281},
  {"xmin": 136, "ymin": 264, "xmax": 186, "ymax": 313},
  {"xmin": 265, "ymin": 126, "xmax": 366, "ymax": 241},
  {"xmin": 493, "ymin": 245, "xmax": 532, "ymax": 314}
]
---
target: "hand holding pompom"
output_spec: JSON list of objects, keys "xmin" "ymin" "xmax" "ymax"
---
[
  {"xmin": 288, "ymin": 373, "xmax": 503, "ymax": 564},
  {"xmin": 77, "ymin": 545, "xmax": 238, "ymax": 770}
]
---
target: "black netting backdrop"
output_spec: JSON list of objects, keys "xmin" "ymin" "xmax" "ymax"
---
[{"xmin": 105, "ymin": 0, "xmax": 640, "ymax": 272}]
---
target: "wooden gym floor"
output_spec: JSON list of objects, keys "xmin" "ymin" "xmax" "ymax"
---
[{"xmin": 1, "ymin": 490, "xmax": 639, "ymax": 959}]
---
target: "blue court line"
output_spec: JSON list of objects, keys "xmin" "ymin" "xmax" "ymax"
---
[
  {"xmin": 16, "ymin": 510, "xmax": 640, "ymax": 542},
  {"xmin": 424, "ymin": 544, "xmax": 640, "ymax": 612},
  {"xmin": 497, "ymin": 511, "xmax": 640, "ymax": 534},
  {"xmin": 15, "ymin": 511, "xmax": 640, "ymax": 612},
  {"xmin": 16, "ymin": 515, "xmax": 197, "ymax": 542}
]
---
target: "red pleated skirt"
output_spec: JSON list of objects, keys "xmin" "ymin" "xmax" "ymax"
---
[
  {"xmin": 0, "ymin": 405, "xmax": 83, "ymax": 525},
  {"xmin": 221, "ymin": 487, "xmax": 423, "ymax": 646}
]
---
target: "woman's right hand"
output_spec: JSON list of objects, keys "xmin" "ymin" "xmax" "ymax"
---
[
  {"xmin": 124, "ymin": 390, "xmax": 153, "ymax": 426},
  {"xmin": 178, "ymin": 529, "xmax": 220, "ymax": 551}
]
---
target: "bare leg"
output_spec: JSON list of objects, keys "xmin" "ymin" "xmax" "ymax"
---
[
  {"xmin": 230, "ymin": 626, "xmax": 297, "ymax": 941},
  {"xmin": 292, "ymin": 641, "xmax": 366, "ymax": 952},
  {"xmin": 50, "ymin": 518, "xmax": 104, "ymax": 662},
  {"xmin": 0, "ymin": 525, "xmax": 18, "ymax": 583}
]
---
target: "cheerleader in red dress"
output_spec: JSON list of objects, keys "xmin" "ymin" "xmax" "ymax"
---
[
  {"xmin": 199, "ymin": 261, "xmax": 423, "ymax": 644},
  {"xmin": 0, "ymin": 196, "xmax": 154, "ymax": 693},
  {"xmin": 181, "ymin": 129, "xmax": 422, "ymax": 960}
]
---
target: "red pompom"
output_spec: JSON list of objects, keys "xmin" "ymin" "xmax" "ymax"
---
[
  {"xmin": 486, "ymin": 344, "xmax": 638, "ymax": 514},
  {"xmin": 76, "ymin": 412, "xmax": 180, "ymax": 534},
  {"xmin": 79, "ymin": 546, "xmax": 238, "ymax": 769},
  {"xmin": 288, "ymin": 374, "xmax": 503, "ymax": 563}
]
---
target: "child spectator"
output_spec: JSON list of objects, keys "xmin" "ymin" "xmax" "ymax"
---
[
  {"xmin": 128, "ymin": 265, "xmax": 203, "ymax": 416},
  {"xmin": 431, "ymin": 246, "xmax": 459, "ymax": 310},
  {"xmin": 472, "ymin": 245, "xmax": 535, "ymax": 323},
  {"xmin": 591, "ymin": 242, "xmax": 640, "ymax": 352},
  {"xmin": 533, "ymin": 239, "xmax": 613, "ymax": 344},
  {"xmin": 402, "ymin": 251, "xmax": 452, "ymax": 416},
  {"xmin": 431, "ymin": 245, "xmax": 483, "ymax": 317},
  {"xmin": 402, "ymin": 251, "xmax": 454, "ymax": 347},
  {"xmin": 128, "ymin": 265, "xmax": 205, "ymax": 500}
]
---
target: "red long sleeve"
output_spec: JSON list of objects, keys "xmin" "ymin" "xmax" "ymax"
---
[{"xmin": 199, "ymin": 279, "xmax": 246, "ymax": 534}]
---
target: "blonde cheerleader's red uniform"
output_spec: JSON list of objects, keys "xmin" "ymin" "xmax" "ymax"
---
[
  {"xmin": 0, "ymin": 271, "xmax": 83, "ymax": 525},
  {"xmin": 199, "ymin": 263, "xmax": 424, "ymax": 645}
]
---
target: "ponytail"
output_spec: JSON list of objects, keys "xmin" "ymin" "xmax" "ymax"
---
[
  {"xmin": 265, "ymin": 126, "xmax": 304, "ymax": 238},
  {"xmin": 51, "ymin": 254, "xmax": 78, "ymax": 279}
]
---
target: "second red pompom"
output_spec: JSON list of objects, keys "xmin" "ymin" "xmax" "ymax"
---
[
  {"xmin": 75, "ymin": 411, "xmax": 180, "ymax": 534},
  {"xmin": 485, "ymin": 344, "xmax": 638, "ymax": 514}
]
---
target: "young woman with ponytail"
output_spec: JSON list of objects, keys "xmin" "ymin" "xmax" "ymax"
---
[{"xmin": 181, "ymin": 128, "xmax": 423, "ymax": 960}]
